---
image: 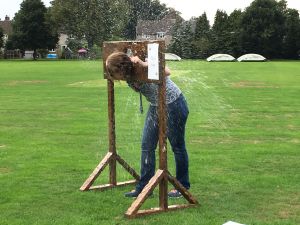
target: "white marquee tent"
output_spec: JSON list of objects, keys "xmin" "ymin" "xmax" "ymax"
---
[
  {"xmin": 207, "ymin": 54, "xmax": 236, "ymax": 62},
  {"xmin": 237, "ymin": 54, "xmax": 266, "ymax": 62},
  {"xmin": 165, "ymin": 53, "xmax": 182, "ymax": 61}
]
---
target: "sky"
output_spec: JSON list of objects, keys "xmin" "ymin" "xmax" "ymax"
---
[{"xmin": 0, "ymin": 0, "xmax": 300, "ymax": 24}]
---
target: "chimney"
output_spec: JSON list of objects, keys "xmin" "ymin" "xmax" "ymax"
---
[{"xmin": 5, "ymin": 15, "xmax": 10, "ymax": 21}]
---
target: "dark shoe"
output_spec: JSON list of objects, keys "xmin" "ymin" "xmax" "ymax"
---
[
  {"xmin": 168, "ymin": 189, "xmax": 182, "ymax": 198},
  {"xmin": 124, "ymin": 189, "xmax": 153, "ymax": 198},
  {"xmin": 124, "ymin": 189, "xmax": 140, "ymax": 198}
]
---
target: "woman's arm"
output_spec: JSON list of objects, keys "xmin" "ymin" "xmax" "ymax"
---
[
  {"xmin": 165, "ymin": 66, "xmax": 171, "ymax": 76},
  {"xmin": 130, "ymin": 56, "xmax": 148, "ymax": 67},
  {"xmin": 130, "ymin": 56, "xmax": 171, "ymax": 76}
]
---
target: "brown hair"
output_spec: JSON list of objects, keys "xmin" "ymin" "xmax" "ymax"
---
[{"xmin": 106, "ymin": 52, "xmax": 134, "ymax": 80}]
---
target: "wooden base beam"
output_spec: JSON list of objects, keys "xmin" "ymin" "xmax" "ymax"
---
[
  {"xmin": 125, "ymin": 170, "xmax": 198, "ymax": 218},
  {"xmin": 80, "ymin": 153, "xmax": 139, "ymax": 192},
  {"xmin": 89, "ymin": 180, "xmax": 137, "ymax": 191},
  {"xmin": 126, "ymin": 204, "xmax": 197, "ymax": 218},
  {"xmin": 125, "ymin": 169, "xmax": 164, "ymax": 216},
  {"xmin": 80, "ymin": 152, "xmax": 113, "ymax": 191}
]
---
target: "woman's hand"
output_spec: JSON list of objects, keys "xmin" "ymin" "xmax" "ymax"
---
[
  {"xmin": 130, "ymin": 56, "xmax": 148, "ymax": 67},
  {"xmin": 130, "ymin": 56, "xmax": 141, "ymax": 64},
  {"xmin": 130, "ymin": 55, "xmax": 171, "ymax": 76}
]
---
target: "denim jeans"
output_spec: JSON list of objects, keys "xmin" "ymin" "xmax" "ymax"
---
[{"xmin": 136, "ymin": 94, "xmax": 190, "ymax": 192}]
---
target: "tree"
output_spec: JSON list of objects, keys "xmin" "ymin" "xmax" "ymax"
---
[
  {"xmin": 240, "ymin": 0, "xmax": 285, "ymax": 58},
  {"xmin": 51, "ymin": 0, "xmax": 113, "ymax": 48},
  {"xmin": 50, "ymin": 0, "xmax": 129, "ymax": 48},
  {"xmin": 194, "ymin": 13, "xmax": 210, "ymax": 40},
  {"xmin": 123, "ymin": 0, "xmax": 169, "ymax": 39},
  {"xmin": 0, "ymin": 27, "xmax": 4, "ymax": 49},
  {"xmin": 107, "ymin": 0, "xmax": 131, "ymax": 40},
  {"xmin": 211, "ymin": 10, "xmax": 231, "ymax": 54},
  {"xmin": 282, "ymin": 9, "xmax": 300, "ymax": 59},
  {"xmin": 192, "ymin": 13, "xmax": 211, "ymax": 58},
  {"xmin": 227, "ymin": 9, "xmax": 243, "ymax": 57},
  {"xmin": 168, "ymin": 20, "xmax": 194, "ymax": 59},
  {"xmin": 50, "ymin": 0, "xmax": 177, "ymax": 45},
  {"xmin": 10, "ymin": 0, "xmax": 58, "ymax": 59}
]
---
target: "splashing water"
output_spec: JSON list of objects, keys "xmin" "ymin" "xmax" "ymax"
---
[{"xmin": 175, "ymin": 71, "xmax": 235, "ymax": 137}]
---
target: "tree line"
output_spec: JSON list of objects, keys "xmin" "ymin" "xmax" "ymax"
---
[
  {"xmin": 1, "ymin": 0, "xmax": 299, "ymax": 59},
  {"xmin": 2, "ymin": 0, "xmax": 170, "ymax": 59},
  {"xmin": 169, "ymin": 0, "xmax": 300, "ymax": 59}
]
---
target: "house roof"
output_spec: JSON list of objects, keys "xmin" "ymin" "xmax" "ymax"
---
[
  {"xmin": 136, "ymin": 18, "xmax": 176, "ymax": 35},
  {"xmin": 0, "ymin": 18, "xmax": 12, "ymax": 35}
]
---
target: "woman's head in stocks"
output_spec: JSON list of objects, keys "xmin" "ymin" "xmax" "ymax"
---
[{"xmin": 106, "ymin": 52, "xmax": 134, "ymax": 80}]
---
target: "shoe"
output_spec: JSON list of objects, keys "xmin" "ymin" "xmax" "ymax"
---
[
  {"xmin": 168, "ymin": 189, "xmax": 182, "ymax": 198},
  {"xmin": 124, "ymin": 189, "xmax": 154, "ymax": 198},
  {"xmin": 124, "ymin": 189, "xmax": 140, "ymax": 198}
]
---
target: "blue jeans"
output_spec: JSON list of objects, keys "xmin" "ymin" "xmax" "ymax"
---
[{"xmin": 136, "ymin": 94, "xmax": 190, "ymax": 192}]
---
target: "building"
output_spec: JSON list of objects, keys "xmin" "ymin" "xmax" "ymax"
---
[
  {"xmin": 58, "ymin": 33, "xmax": 68, "ymax": 50},
  {"xmin": 0, "ymin": 16, "xmax": 12, "ymax": 43},
  {"xmin": 136, "ymin": 13, "xmax": 178, "ymax": 46}
]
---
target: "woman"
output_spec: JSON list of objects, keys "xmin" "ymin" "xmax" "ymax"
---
[{"xmin": 106, "ymin": 52, "xmax": 190, "ymax": 198}]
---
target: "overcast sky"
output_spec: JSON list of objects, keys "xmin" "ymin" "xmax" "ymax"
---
[
  {"xmin": 161, "ymin": 0, "xmax": 300, "ymax": 22},
  {"xmin": 1, "ymin": 0, "xmax": 300, "ymax": 24}
]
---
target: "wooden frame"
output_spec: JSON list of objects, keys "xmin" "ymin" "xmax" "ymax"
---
[
  {"xmin": 80, "ymin": 78, "xmax": 140, "ymax": 191},
  {"xmin": 80, "ymin": 41, "xmax": 198, "ymax": 218}
]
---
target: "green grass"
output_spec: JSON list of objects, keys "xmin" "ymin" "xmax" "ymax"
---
[{"xmin": 0, "ymin": 60, "xmax": 299, "ymax": 225}]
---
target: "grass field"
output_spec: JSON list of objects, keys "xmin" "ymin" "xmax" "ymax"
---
[{"xmin": 0, "ymin": 60, "xmax": 299, "ymax": 225}]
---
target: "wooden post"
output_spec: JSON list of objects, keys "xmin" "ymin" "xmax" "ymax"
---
[
  {"xmin": 158, "ymin": 58, "xmax": 168, "ymax": 210},
  {"xmin": 108, "ymin": 79, "xmax": 117, "ymax": 186},
  {"xmin": 80, "ymin": 67, "xmax": 140, "ymax": 192}
]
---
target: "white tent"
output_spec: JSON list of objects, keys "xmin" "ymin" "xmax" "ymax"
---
[
  {"xmin": 237, "ymin": 54, "xmax": 266, "ymax": 62},
  {"xmin": 207, "ymin": 54, "xmax": 236, "ymax": 62},
  {"xmin": 165, "ymin": 53, "xmax": 181, "ymax": 61}
]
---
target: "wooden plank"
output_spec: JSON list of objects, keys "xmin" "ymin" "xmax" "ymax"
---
[
  {"xmin": 107, "ymin": 79, "xmax": 116, "ymax": 154},
  {"xmin": 125, "ymin": 169, "xmax": 164, "ymax": 217},
  {"xmin": 109, "ymin": 156, "xmax": 117, "ymax": 186},
  {"xmin": 89, "ymin": 180, "xmax": 137, "ymax": 191},
  {"xmin": 168, "ymin": 204, "xmax": 197, "ymax": 210},
  {"xmin": 127, "ymin": 208, "xmax": 166, "ymax": 219},
  {"xmin": 167, "ymin": 172, "xmax": 198, "ymax": 205},
  {"xmin": 159, "ymin": 173, "xmax": 168, "ymax": 210},
  {"xmin": 157, "ymin": 42, "xmax": 168, "ymax": 210},
  {"xmin": 157, "ymin": 44, "xmax": 167, "ymax": 171},
  {"xmin": 103, "ymin": 40, "xmax": 164, "ymax": 83},
  {"xmin": 127, "ymin": 204, "xmax": 197, "ymax": 218},
  {"xmin": 80, "ymin": 152, "xmax": 113, "ymax": 191},
  {"xmin": 116, "ymin": 154, "xmax": 140, "ymax": 180},
  {"xmin": 89, "ymin": 184, "xmax": 113, "ymax": 190},
  {"xmin": 108, "ymin": 79, "xmax": 117, "ymax": 185}
]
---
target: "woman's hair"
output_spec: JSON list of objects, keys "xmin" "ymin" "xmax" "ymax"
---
[{"xmin": 106, "ymin": 52, "xmax": 134, "ymax": 80}]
